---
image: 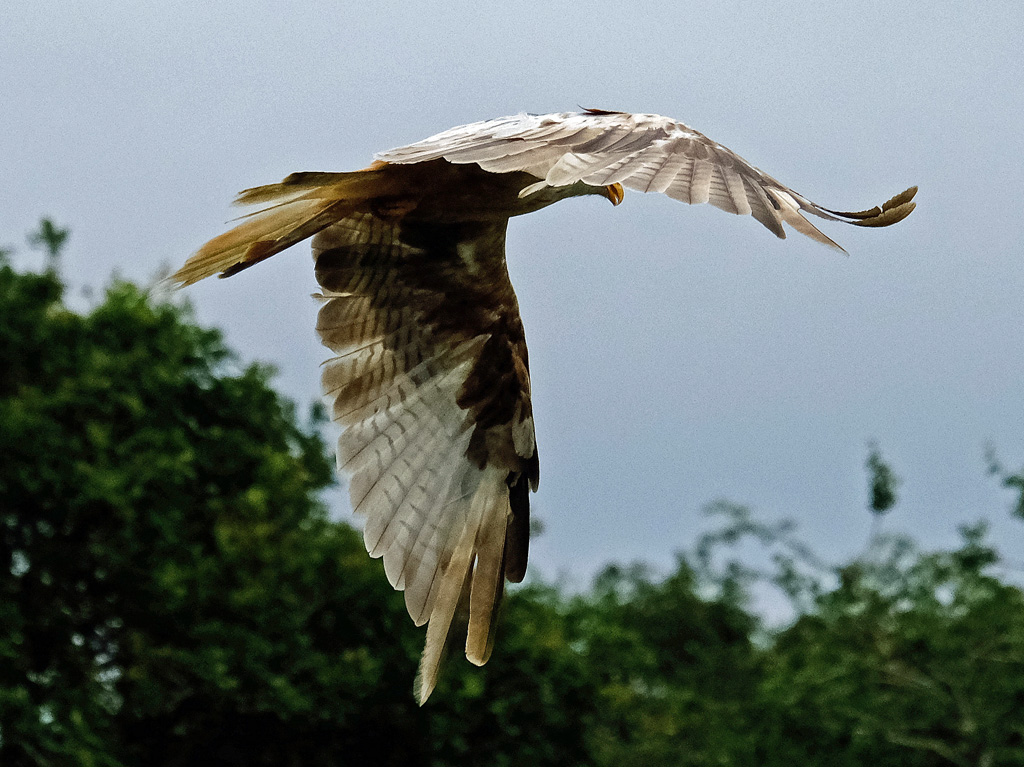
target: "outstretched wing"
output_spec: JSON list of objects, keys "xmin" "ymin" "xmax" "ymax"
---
[
  {"xmin": 313, "ymin": 212, "xmax": 537, "ymax": 704},
  {"xmin": 171, "ymin": 109, "xmax": 918, "ymax": 707},
  {"xmin": 376, "ymin": 110, "xmax": 917, "ymax": 250}
]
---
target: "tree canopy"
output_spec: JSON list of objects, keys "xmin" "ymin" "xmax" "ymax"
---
[{"xmin": 2, "ymin": 225, "xmax": 1022, "ymax": 766}]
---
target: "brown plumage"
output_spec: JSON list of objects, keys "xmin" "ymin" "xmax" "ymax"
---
[{"xmin": 170, "ymin": 110, "xmax": 917, "ymax": 703}]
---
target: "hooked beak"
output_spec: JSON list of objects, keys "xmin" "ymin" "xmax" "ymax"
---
[{"xmin": 604, "ymin": 183, "xmax": 624, "ymax": 206}]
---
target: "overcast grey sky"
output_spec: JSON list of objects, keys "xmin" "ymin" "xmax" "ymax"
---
[{"xmin": 4, "ymin": 1, "xmax": 1023, "ymax": 599}]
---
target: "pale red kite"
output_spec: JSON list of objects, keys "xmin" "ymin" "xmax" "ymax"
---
[{"xmin": 172, "ymin": 109, "xmax": 916, "ymax": 702}]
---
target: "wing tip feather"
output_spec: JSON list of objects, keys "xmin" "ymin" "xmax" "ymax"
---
[{"xmin": 822, "ymin": 185, "xmax": 919, "ymax": 227}]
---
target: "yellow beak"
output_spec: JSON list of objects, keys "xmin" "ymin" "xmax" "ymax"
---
[{"xmin": 605, "ymin": 183, "xmax": 624, "ymax": 206}]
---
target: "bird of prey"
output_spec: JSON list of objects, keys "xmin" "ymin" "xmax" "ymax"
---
[{"xmin": 171, "ymin": 109, "xmax": 916, "ymax": 703}]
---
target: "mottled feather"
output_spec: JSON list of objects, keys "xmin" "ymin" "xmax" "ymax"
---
[
  {"xmin": 169, "ymin": 109, "xmax": 917, "ymax": 704},
  {"xmin": 313, "ymin": 211, "xmax": 537, "ymax": 703}
]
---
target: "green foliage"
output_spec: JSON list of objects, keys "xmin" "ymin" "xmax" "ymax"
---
[
  {"xmin": 2, "ymin": 229, "xmax": 1023, "ymax": 766},
  {"xmin": 570, "ymin": 561, "xmax": 761, "ymax": 766},
  {"xmin": 986, "ymin": 445, "xmax": 1024, "ymax": 520},
  {"xmin": 867, "ymin": 442, "xmax": 900, "ymax": 516},
  {"xmin": 691, "ymin": 495, "xmax": 1024, "ymax": 767},
  {"xmin": 25, "ymin": 219, "xmax": 69, "ymax": 263},
  {"xmin": 759, "ymin": 527, "xmax": 1024, "ymax": 766},
  {"xmin": 0, "ymin": 244, "xmax": 422, "ymax": 765}
]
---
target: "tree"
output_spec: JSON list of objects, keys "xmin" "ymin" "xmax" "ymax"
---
[
  {"xmin": 3, "ymin": 226, "xmax": 1023, "ymax": 766},
  {"xmin": 0, "ymin": 240, "xmax": 429, "ymax": 765},
  {"xmin": 25, "ymin": 219, "xmax": 69, "ymax": 263},
  {"xmin": 0, "ymin": 233, "xmax": 609, "ymax": 767},
  {"xmin": 692, "ymin": 452, "xmax": 1024, "ymax": 766}
]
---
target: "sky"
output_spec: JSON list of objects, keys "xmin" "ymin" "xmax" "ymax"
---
[{"xmin": 4, "ymin": 1, "xmax": 1023, "ymax": 608}]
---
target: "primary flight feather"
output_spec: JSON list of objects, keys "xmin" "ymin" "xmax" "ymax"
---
[{"xmin": 171, "ymin": 109, "xmax": 917, "ymax": 703}]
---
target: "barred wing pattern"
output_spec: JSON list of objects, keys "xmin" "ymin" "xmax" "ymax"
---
[
  {"xmin": 171, "ymin": 109, "xmax": 917, "ymax": 705},
  {"xmin": 378, "ymin": 110, "xmax": 917, "ymax": 249},
  {"xmin": 312, "ymin": 213, "xmax": 537, "ymax": 703}
]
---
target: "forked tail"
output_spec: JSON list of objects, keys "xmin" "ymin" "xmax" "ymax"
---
[{"xmin": 169, "ymin": 168, "xmax": 388, "ymax": 286}]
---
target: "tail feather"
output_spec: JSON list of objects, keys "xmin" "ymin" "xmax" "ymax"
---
[
  {"xmin": 218, "ymin": 201, "xmax": 350, "ymax": 279},
  {"xmin": 234, "ymin": 170, "xmax": 375, "ymax": 206},
  {"xmin": 174, "ymin": 199, "xmax": 348, "ymax": 285},
  {"xmin": 170, "ymin": 169, "xmax": 391, "ymax": 286}
]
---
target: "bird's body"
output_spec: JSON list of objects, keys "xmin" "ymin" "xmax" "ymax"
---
[{"xmin": 171, "ymin": 109, "xmax": 916, "ymax": 702}]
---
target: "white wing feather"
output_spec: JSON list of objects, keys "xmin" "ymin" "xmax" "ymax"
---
[
  {"xmin": 377, "ymin": 111, "xmax": 916, "ymax": 248},
  {"xmin": 176, "ymin": 109, "xmax": 916, "ymax": 708}
]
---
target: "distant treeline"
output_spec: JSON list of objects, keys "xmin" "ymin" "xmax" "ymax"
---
[{"xmin": 3, "ymin": 225, "xmax": 1022, "ymax": 766}]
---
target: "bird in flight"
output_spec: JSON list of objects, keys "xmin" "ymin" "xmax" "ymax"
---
[{"xmin": 171, "ymin": 109, "xmax": 916, "ymax": 703}]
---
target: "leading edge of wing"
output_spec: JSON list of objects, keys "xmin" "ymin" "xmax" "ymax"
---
[{"xmin": 375, "ymin": 111, "xmax": 917, "ymax": 248}]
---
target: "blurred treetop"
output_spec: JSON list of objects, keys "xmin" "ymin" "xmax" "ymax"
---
[{"xmin": 2, "ymin": 224, "xmax": 1022, "ymax": 766}]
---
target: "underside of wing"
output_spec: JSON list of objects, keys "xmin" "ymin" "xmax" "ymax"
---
[
  {"xmin": 312, "ymin": 213, "xmax": 538, "ymax": 704},
  {"xmin": 171, "ymin": 108, "xmax": 917, "ymax": 709},
  {"xmin": 376, "ymin": 110, "xmax": 917, "ymax": 249}
]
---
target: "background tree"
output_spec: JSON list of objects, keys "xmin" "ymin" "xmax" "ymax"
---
[
  {"xmin": 2, "ymin": 224, "xmax": 1023, "ymax": 766},
  {"xmin": 692, "ymin": 452, "xmax": 1024, "ymax": 766},
  {"xmin": 0, "ymin": 232, "xmax": 427, "ymax": 766}
]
